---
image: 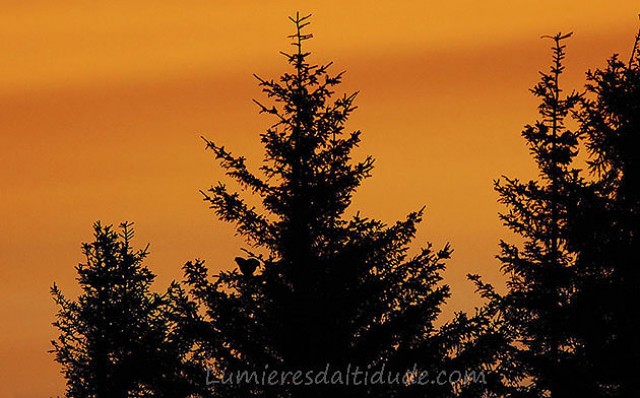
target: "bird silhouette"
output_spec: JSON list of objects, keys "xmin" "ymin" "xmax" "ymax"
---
[{"xmin": 235, "ymin": 257, "xmax": 260, "ymax": 276}]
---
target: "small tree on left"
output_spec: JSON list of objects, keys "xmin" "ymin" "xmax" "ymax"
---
[{"xmin": 51, "ymin": 222, "xmax": 194, "ymax": 398}]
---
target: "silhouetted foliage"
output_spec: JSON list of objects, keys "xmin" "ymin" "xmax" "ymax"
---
[
  {"xmin": 473, "ymin": 33, "xmax": 590, "ymax": 398},
  {"xmin": 174, "ymin": 13, "xmax": 501, "ymax": 398},
  {"xmin": 48, "ymin": 14, "xmax": 640, "ymax": 398},
  {"xmin": 51, "ymin": 222, "xmax": 195, "ymax": 398},
  {"xmin": 568, "ymin": 28, "xmax": 640, "ymax": 397}
]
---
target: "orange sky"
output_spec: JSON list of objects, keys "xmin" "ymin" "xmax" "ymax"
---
[{"xmin": 0, "ymin": 2, "xmax": 637, "ymax": 397}]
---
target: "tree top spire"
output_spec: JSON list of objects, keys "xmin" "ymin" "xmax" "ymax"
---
[{"xmin": 283, "ymin": 12, "xmax": 314, "ymax": 71}]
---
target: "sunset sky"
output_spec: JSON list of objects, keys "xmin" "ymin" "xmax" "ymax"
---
[{"xmin": 0, "ymin": 2, "xmax": 637, "ymax": 396}]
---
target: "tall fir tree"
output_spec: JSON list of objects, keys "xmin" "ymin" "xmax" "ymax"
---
[
  {"xmin": 479, "ymin": 33, "xmax": 587, "ymax": 397},
  {"xmin": 51, "ymin": 222, "xmax": 195, "ymax": 398},
  {"xmin": 570, "ymin": 27, "xmax": 640, "ymax": 397},
  {"xmin": 175, "ymin": 13, "xmax": 502, "ymax": 398}
]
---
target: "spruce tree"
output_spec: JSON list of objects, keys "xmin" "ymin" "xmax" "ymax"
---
[
  {"xmin": 570, "ymin": 28, "xmax": 640, "ymax": 397},
  {"xmin": 482, "ymin": 33, "xmax": 586, "ymax": 397},
  {"xmin": 176, "ymin": 13, "xmax": 500, "ymax": 398},
  {"xmin": 51, "ymin": 222, "xmax": 194, "ymax": 397}
]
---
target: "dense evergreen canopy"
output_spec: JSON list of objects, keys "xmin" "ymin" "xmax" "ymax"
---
[{"xmin": 174, "ymin": 13, "xmax": 499, "ymax": 398}]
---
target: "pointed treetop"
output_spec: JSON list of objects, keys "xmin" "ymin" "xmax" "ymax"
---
[
  {"xmin": 628, "ymin": 15, "xmax": 640, "ymax": 68},
  {"xmin": 282, "ymin": 12, "xmax": 314, "ymax": 69}
]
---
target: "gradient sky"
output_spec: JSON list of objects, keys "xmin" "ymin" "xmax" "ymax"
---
[{"xmin": 0, "ymin": 2, "xmax": 637, "ymax": 396}]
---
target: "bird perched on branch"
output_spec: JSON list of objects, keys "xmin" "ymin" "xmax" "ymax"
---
[{"xmin": 235, "ymin": 257, "xmax": 260, "ymax": 276}]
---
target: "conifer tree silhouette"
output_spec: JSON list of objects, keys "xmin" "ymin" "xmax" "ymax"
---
[
  {"xmin": 51, "ymin": 222, "xmax": 195, "ymax": 398},
  {"xmin": 474, "ymin": 33, "xmax": 588, "ymax": 398},
  {"xmin": 570, "ymin": 27, "xmax": 640, "ymax": 397},
  {"xmin": 175, "ymin": 13, "xmax": 501, "ymax": 398}
]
